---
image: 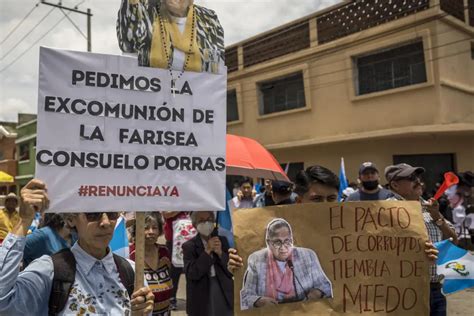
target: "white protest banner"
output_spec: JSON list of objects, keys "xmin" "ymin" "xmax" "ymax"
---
[{"xmin": 36, "ymin": 47, "xmax": 226, "ymax": 212}]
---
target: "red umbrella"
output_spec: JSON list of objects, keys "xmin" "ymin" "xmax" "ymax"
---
[{"xmin": 226, "ymin": 134, "xmax": 289, "ymax": 181}]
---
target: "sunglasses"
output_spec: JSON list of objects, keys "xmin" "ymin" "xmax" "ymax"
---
[{"xmin": 84, "ymin": 212, "xmax": 120, "ymax": 222}]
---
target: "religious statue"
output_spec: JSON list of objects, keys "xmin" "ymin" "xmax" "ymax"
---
[{"xmin": 117, "ymin": 0, "xmax": 225, "ymax": 74}]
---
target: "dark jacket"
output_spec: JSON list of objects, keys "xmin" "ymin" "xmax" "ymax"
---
[{"xmin": 182, "ymin": 235, "xmax": 234, "ymax": 316}]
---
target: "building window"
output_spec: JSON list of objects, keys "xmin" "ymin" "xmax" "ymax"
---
[
  {"xmin": 471, "ymin": 42, "xmax": 474, "ymax": 60},
  {"xmin": 355, "ymin": 41, "xmax": 427, "ymax": 95},
  {"xmin": 19, "ymin": 143, "xmax": 30, "ymax": 161},
  {"xmin": 227, "ymin": 90, "xmax": 239, "ymax": 122},
  {"xmin": 259, "ymin": 72, "xmax": 306, "ymax": 115}
]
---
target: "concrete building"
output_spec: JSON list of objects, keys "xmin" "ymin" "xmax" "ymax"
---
[
  {"xmin": 225, "ymin": 0, "xmax": 474, "ymax": 191},
  {"xmin": 15, "ymin": 114, "xmax": 37, "ymax": 190},
  {"xmin": 0, "ymin": 122, "xmax": 17, "ymax": 195}
]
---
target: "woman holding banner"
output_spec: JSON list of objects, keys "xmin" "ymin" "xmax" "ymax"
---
[
  {"xmin": 0, "ymin": 179, "xmax": 154, "ymax": 315},
  {"xmin": 240, "ymin": 218, "xmax": 333, "ymax": 310}
]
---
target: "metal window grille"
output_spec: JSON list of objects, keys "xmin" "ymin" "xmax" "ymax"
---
[
  {"xmin": 227, "ymin": 90, "xmax": 239, "ymax": 122},
  {"xmin": 355, "ymin": 41, "xmax": 427, "ymax": 95},
  {"xmin": 259, "ymin": 72, "xmax": 306, "ymax": 115}
]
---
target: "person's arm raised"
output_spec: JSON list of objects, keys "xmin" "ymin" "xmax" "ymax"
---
[
  {"xmin": 227, "ymin": 248, "xmax": 243, "ymax": 274},
  {"xmin": 0, "ymin": 179, "xmax": 52, "ymax": 314},
  {"xmin": 13, "ymin": 179, "xmax": 49, "ymax": 237}
]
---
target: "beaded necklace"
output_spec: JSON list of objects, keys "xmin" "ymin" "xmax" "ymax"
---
[{"xmin": 158, "ymin": 7, "xmax": 196, "ymax": 97}]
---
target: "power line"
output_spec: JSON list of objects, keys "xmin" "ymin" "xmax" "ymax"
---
[
  {"xmin": 230, "ymin": 36, "xmax": 473, "ymax": 96},
  {"xmin": 0, "ymin": 11, "xmax": 71, "ymax": 73},
  {"xmin": 0, "ymin": 2, "xmax": 40, "ymax": 45},
  {"xmin": 235, "ymin": 48, "xmax": 470, "ymax": 107},
  {"xmin": 0, "ymin": 0, "xmax": 86, "ymax": 74},
  {"xmin": 0, "ymin": 6, "xmax": 56, "ymax": 61},
  {"xmin": 59, "ymin": 8, "xmax": 87, "ymax": 40}
]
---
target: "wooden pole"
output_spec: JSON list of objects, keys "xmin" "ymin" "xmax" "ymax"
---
[{"xmin": 134, "ymin": 212, "xmax": 145, "ymax": 290}]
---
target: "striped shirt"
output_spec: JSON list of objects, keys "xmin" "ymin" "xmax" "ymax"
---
[{"xmin": 131, "ymin": 244, "xmax": 173, "ymax": 316}]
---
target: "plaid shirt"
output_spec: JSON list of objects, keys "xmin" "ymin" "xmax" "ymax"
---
[
  {"xmin": 388, "ymin": 195, "xmax": 455, "ymax": 282},
  {"xmin": 421, "ymin": 204, "xmax": 456, "ymax": 283},
  {"xmin": 240, "ymin": 247, "xmax": 333, "ymax": 310}
]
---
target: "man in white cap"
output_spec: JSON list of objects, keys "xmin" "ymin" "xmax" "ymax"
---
[{"xmin": 0, "ymin": 193, "xmax": 19, "ymax": 244}]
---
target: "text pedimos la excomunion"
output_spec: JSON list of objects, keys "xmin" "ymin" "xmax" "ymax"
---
[{"xmin": 43, "ymin": 70, "xmax": 200, "ymax": 123}]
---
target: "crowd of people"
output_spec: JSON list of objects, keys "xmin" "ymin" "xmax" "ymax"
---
[{"xmin": 0, "ymin": 162, "xmax": 472, "ymax": 316}]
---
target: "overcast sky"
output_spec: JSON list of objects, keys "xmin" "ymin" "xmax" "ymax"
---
[{"xmin": 0, "ymin": 0, "xmax": 340, "ymax": 122}]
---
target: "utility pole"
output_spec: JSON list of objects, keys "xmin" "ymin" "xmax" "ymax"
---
[{"xmin": 40, "ymin": 0, "xmax": 93, "ymax": 52}]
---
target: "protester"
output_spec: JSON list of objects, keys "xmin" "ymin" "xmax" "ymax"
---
[
  {"xmin": 162, "ymin": 211, "xmax": 192, "ymax": 309},
  {"xmin": 130, "ymin": 213, "xmax": 173, "ymax": 316},
  {"xmin": 232, "ymin": 182, "xmax": 240, "ymax": 198},
  {"xmin": 448, "ymin": 171, "xmax": 474, "ymax": 250},
  {"xmin": 448, "ymin": 191, "xmax": 471, "ymax": 246},
  {"xmin": 228, "ymin": 165, "xmax": 439, "ymax": 274},
  {"xmin": 117, "ymin": 0, "xmax": 224, "ymax": 73},
  {"xmin": 23, "ymin": 213, "xmax": 75, "ymax": 267},
  {"xmin": 254, "ymin": 179, "xmax": 275, "ymax": 207},
  {"xmin": 231, "ymin": 177, "xmax": 257, "ymax": 209},
  {"xmin": 183, "ymin": 211, "xmax": 233, "ymax": 316},
  {"xmin": 269, "ymin": 180, "xmax": 296, "ymax": 206},
  {"xmin": 385, "ymin": 163, "xmax": 457, "ymax": 316},
  {"xmin": 0, "ymin": 179, "xmax": 154, "ymax": 315},
  {"xmin": 240, "ymin": 218, "xmax": 332, "ymax": 310},
  {"xmin": 293, "ymin": 165, "xmax": 340, "ymax": 203},
  {"xmin": 0, "ymin": 192, "xmax": 19, "ymax": 244},
  {"xmin": 345, "ymin": 162, "xmax": 396, "ymax": 201}
]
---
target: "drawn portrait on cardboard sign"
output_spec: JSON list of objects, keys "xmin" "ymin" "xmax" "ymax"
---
[
  {"xmin": 240, "ymin": 218, "xmax": 333, "ymax": 310},
  {"xmin": 117, "ymin": 0, "xmax": 224, "ymax": 73}
]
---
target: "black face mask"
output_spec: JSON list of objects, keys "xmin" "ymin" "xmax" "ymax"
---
[{"xmin": 362, "ymin": 180, "xmax": 379, "ymax": 191}]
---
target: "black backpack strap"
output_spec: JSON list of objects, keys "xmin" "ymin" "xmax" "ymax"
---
[
  {"xmin": 49, "ymin": 249, "xmax": 76, "ymax": 316},
  {"xmin": 113, "ymin": 254, "xmax": 135, "ymax": 299}
]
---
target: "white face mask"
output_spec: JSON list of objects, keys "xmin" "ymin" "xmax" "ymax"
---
[{"xmin": 196, "ymin": 221, "xmax": 214, "ymax": 237}]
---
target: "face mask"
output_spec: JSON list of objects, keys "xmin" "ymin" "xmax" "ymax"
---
[
  {"xmin": 362, "ymin": 180, "xmax": 379, "ymax": 191},
  {"xmin": 196, "ymin": 221, "xmax": 214, "ymax": 236}
]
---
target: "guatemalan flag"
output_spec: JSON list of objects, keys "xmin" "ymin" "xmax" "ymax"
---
[
  {"xmin": 217, "ymin": 189, "xmax": 235, "ymax": 248},
  {"xmin": 109, "ymin": 215, "xmax": 129, "ymax": 258},
  {"xmin": 435, "ymin": 239, "xmax": 474, "ymax": 295},
  {"xmin": 338, "ymin": 157, "xmax": 349, "ymax": 201}
]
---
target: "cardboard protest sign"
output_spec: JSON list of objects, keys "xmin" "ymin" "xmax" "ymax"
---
[
  {"xmin": 233, "ymin": 201, "xmax": 430, "ymax": 315},
  {"xmin": 36, "ymin": 47, "xmax": 226, "ymax": 212}
]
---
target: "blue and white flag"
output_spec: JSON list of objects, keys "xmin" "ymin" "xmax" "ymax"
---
[
  {"xmin": 435, "ymin": 239, "xmax": 474, "ymax": 295},
  {"xmin": 109, "ymin": 216, "xmax": 129, "ymax": 258},
  {"xmin": 338, "ymin": 157, "xmax": 349, "ymax": 201},
  {"xmin": 218, "ymin": 189, "xmax": 235, "ymax": 248}
]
